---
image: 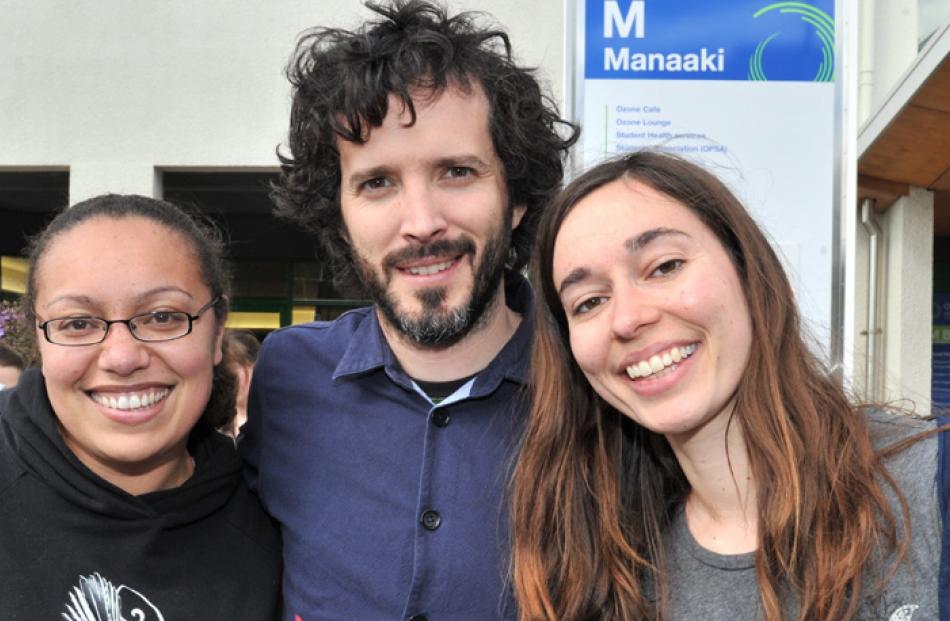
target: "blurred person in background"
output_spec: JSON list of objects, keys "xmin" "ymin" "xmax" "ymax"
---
[{"xmin": 222, "ymin": 329, "xmax": 260, "ymax": 437}]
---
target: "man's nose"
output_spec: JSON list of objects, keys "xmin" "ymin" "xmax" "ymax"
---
[{"xmin": 399, "ymin": 182, "xmax": 448, "ymax": 243}]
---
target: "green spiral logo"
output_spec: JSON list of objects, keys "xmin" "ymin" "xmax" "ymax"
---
[{"xmin": 748, "ymin": 2, "xmax": 834, "ymax": 82}]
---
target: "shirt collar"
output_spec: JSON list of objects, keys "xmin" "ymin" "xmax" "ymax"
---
[{"xmin": 332, "ymin": 271, "xmax": 533, "ymax": 391}]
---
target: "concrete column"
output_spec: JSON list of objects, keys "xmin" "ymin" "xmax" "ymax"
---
[
  {"xmin": 881, "ymin": 186, "xmax": 934, "ymax": 410},
  {"xmin": 68, "ymin": 162, "xmax": 161, "ymax": 205}
]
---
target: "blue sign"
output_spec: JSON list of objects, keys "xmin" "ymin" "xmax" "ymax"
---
[
  {"xmin": 934, "ymin": 293, "xmax": 950, "ymax": 411},
  {"xmin": 585, "ymin": 0, "xmax": 835, "ymax": 81}
]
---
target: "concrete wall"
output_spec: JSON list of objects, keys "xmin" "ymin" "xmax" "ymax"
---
[
  {"xmin": 0, "ymin": 0, "xmax": 566, "ymax": 201},
  {"xmin": 868, "ymin": 0, "xmax": 920, "ymax": 112}
]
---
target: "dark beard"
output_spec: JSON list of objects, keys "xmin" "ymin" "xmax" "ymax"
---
[{"xmin": 352, "ymin": 212, "xmax": 512, "ymax": 348}]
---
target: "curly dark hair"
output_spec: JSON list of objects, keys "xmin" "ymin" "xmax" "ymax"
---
[{"xmin": 273, "ymin": 0, "xmax": 579, "ymax": 289}]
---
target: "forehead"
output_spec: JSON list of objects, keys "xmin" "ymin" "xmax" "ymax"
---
[
  {"xmin": 556, "ymin": 179, "xmax": 703, "ymax": 247},
  {"xmin": 337, "ymin": 83, "xmax": 496, "ymax": 169},
  {"xmin": 35, "ymin": 216, "xmax": 205, "ymax": 302}
]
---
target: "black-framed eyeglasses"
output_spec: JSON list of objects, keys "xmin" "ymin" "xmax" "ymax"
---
[{"xmin": 37, "ymin": 297, "xmax": 221, "ymax": 346}]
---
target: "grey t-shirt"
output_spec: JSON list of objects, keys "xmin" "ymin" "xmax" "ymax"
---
[{"xmin": 663, "ymin": 411, "xmax": 940, "ymax": 620}]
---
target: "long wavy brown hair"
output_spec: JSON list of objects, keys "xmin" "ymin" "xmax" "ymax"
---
[{"xmin": 512, "ymin": 152, "xmax": 911, "ymax": 620}]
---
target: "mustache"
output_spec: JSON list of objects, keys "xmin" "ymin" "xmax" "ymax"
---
[{"xmin": 383, "ymin": 238, "xmax": 476, "ymax": 269}]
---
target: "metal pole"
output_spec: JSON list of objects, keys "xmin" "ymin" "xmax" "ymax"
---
[{"xmin": 860, "ymin": 198, "xmax": 881, "ymax": 400}]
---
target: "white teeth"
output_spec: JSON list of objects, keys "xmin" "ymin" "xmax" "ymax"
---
[
  {"xmin": 625, "ymin": 344, "xmax": 698, "ymax": 380},
  {"xmin": 407, "ymin": 260, "xmax": 453, "ymax": 276},
  {"xmin": 92, "ymin": 388, "xmax": 169, "ymax": 411}
]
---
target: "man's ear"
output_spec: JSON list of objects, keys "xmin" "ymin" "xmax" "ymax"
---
[{"xmin": 511, "ymin": 205, "xmax": 527, "ymax": 230}]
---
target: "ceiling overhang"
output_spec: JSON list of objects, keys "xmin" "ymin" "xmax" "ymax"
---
[{"xmin": 858, "ymin": 23, "xmax": 950, "ymax": 233}]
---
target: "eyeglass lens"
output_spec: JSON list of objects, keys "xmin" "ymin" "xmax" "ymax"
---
[{"xmin": 45, "ymin": 312, "xmax": 192, "ymax": 345}]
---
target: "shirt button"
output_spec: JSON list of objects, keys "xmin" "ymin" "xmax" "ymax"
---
[
  {"xmin": 432, "ymin": 410, "xmax": 451, "ymax": 427},
  {"xmin": 408, "ymin": 616, "xmax": 428, "ymax": 621},
  {"xmin": 420, "ymin": 509, "xmax": 441, "ymax": 531}
]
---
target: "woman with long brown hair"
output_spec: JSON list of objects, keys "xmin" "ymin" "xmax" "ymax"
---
[{"xmin": 512, "ymin": 151, "xmax": 942, "ymax": 620}]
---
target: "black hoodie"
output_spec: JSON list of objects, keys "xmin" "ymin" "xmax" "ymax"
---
[{"xmin": 0, "ymin": 369, "xmax": 281, "ymax": 619}]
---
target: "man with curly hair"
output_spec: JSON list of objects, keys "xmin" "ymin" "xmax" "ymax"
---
[{"xmin": 240, "ymin": 2, "xmax": 577, "ymax": 619}]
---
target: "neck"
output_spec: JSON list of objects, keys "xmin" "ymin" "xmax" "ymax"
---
[
  {"xmin": 63, "ymin": 429, "xmax": 196, "ymax": 496},
  {"xmin": 667, "ymin": 405, "xmax": 757, "ymax": 554},
  {"xmin": 109, "ymin": 452, "xmax": 195, "ymax": 496},
  {"xmin": 380, "ymin": 286, "xmax": 521, "ymax": 382}
]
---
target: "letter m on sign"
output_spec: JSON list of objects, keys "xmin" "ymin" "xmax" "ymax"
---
[{"xmin": 604, "ymin": 0, "xmax": 645, "ymax": 38}]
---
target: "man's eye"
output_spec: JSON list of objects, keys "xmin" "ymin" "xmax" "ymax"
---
[
  {"xmin": 361, "ymin": 177, "xmax": 392, "ymax": 191},
  {"xmin": 445, "ymin": 166, "xmax": 474, "ymax": 179},
  {"xmin": 650, "ymin": 259, "xmax": 684, "ymax": 277},
  {"xmin": 574, "ymin": 296, "xmax": 607, "ymax": 315}
]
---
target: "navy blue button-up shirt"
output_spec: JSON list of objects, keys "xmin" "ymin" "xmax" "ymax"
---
[{"xmin": 241, "ymin": 276, "xmax": 532, "ymax": 621}]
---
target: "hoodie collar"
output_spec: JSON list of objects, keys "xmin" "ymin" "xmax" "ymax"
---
[{"xmin": 1, "ymin": 368, "xmax": 239, "ymax": 525}]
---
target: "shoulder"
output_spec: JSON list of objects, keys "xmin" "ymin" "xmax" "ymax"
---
[
  {"xmin": 190, "ymin": 429, "xmax": 282, "ymax": 553},
  {"xmin": 860, "ymin": 410, "xmax": 941, "ymax": 618},
  {"xmin": 866, "ymin": 408, "xmax": 937, "ymax": 481},
  {"xmin": 255, "ymin": 307, "xmax": 374, "ymax": 374},
  {"xmin": 866, "ymin": 407, "xmax": 935, "ymax": 436},
  {"xmin": 220, "ymin": 477, "xmax": 283, "ymax": 557},
  {"xmin": 262, "ymin": 306, "xmax": 373, "ymax": 350},
  {"xmin": 866, "ymin": 409, "xmax": 940, "ymax": 550},
  {"xmin": 0, "ymin": 430, "xmax": 25, "ymax": 498},
  {"xmin": 0, "ymin": 377, "xmax": 42, "ymax": 495}
]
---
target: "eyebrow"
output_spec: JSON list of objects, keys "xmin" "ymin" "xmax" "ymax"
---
[
  {"xmin": 624, "ymin": 227, "xmax": 689, "ymax": 252},
  {"xmin": 345, "ymin": 165, "xmax": 395, "ymax": 189},
  {"xmin": 433, "ymin": 155, "xmax": 490, "ymax": 170},
  {"xmin": 43, "ymin": 286, "xmax": 194, "ymax": 310},
  {"xmin": 557, "ymin": 267, "xmax": 591, "ymax": 297},
  {"xmin": 556, "ymin": 227, "xmax": 690, "ymax": 296}
]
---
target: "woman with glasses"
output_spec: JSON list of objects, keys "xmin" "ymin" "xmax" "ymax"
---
[{"xmin": 0, "ymin": 194, "xmax": 281, "ymax": 619}]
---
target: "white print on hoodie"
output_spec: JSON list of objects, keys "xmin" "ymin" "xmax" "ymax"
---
[{"xmin": 61, "ymin": 572, "xmax": 164, "ymax": 621}]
